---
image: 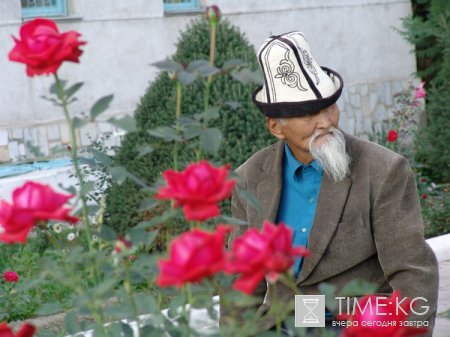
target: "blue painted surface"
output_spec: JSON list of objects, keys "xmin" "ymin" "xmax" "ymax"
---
[
  {"xmin": 22, "ymin": 0, "xmax": 67, "ymax": 18},
  {"xmin": 163, "ymin": 0, "xmax": 199, "ymax": 12},
  {"xmin": 0, "ymin": 158, "xmax": 73, "ymax": 178}
]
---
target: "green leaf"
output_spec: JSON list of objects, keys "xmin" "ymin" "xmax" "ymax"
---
[
  {"xmin": 339, "ymin": 279, "xmax": 378, "ymax": 297},
  {"xmin": 109, "ymin": 166, "xmax": 129, "ymax": 184},
  {"xmin": 99, "ymin": 225, "xmax": 117, "ymax": 241},
  {"xmin": 89, "ymin": 148, "xmax": 112, "ymax": 166},
  {"xmin": 152, "ymin": 59, "xmax": 183, "ymax": 72},
  {"xmin": 137, "ymin": 144, "xmax": 154, "ymax": 158},
  {"xmin": 204, "ymin": 107, "xmax": 220, "ymax": 121},
  {"xmin": 177, "ymin": 70, "xmax": 198, "ymax": 85},
  {"xmin": 64, "ymin": 310, "xmax": 80, "ymax": 334},
  {"xmin": 135, "ymin": 293, "xmax": 159, "ymax": 314},
  {"xmin": 225, "ymin": 101, "xmax": 242, "ymax": 110},
  {"xmin": 148, "ymin": 126, "xmax": 181, "ymax": 141},
  {"xmin": 222, "ymin": 58, "xmax": 247, "ymax": 70},
  {"xmin": 182, "ymin": 125, "xmax": 202, "ymax": 140},
  {"xmin": 90, "ymin": 94, "xmax": 114, "ymax": 121},
  {"xmin": 200, "ymin": 127, "xmax": 222, "ymax": 155},
  {"xmin": 80, "ymin": 181, "xmax": 95, "ymax": 197},
  {"xmin": 37, "ymin": 302, "xmax": 62, "ymax": 315},
  {"xmin": 121, "ymin": 322, "xmax": 134, "ymax": 337},
  {"xmin": 65, "ymin": 82, "xmax": 84, "ymax": 99},
  {"xmin": 186, "ymin": 60, "xmax": 219, "ymax": 77},
  {"xmin": 108, "ymin": 115, "xmax": 137, "ymax": 133},
  {"xmin": 231, "ymin": 68, "xmax": 263, "ymax": 85},
  {"xmin": 50, "ymin": 79, "xmax": 67, "ymax": 98},
  {"xmin": 138, "ymin": 199, "xmax": 159, "ymax": 212},
  {"xmin": 239, "ymin": 190, "xmax": 262, "ymax": 212},
  {"xmin": 72, "ymin": 117, "xmax": 89, "ymax": 129}
]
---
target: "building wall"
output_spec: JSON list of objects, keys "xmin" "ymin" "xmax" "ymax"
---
[{"xmin": 0, "ymin": 0, "xmax": 415, "ymax": 163}]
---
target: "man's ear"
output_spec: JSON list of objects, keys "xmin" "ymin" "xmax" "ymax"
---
[{"xmin": 266, "ymin": 118, "xmax": 286, "ymax": 140}]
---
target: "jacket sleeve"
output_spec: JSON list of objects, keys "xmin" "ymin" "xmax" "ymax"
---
[
  {"xmin": 371, "ymin": 156, "xmax": 439, "ymax": 335},
  {"xmin": 219, "ymin": 181, "xmax": 268, "ymax": 328}
]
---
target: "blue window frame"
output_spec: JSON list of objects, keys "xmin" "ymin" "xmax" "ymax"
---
[
  {"xmin": 163, "ymin": 0, "xmax": 200, "ymax": 12},
  {"xmin": 21, "ymin": 0, "xmax": 67, "ymax": 19}
]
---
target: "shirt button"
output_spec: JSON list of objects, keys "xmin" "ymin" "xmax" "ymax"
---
[
  {"xmin": 309, "ymin": 197, "xmax": 314, "ymax": 203},
  {"xmin": 301, "ymin": 227, "xmax": 307, "ymax": 233}
]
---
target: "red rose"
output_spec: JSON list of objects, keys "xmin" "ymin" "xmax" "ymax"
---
[
  {"xmin": 226, "ymin": 221, "xmax": 310, "ymax": 295},
  {"xmin": 156, "ymin": 225, "xmax": 232, "ymax": 287},
  {"xmin": 155, "ymin": 161, "xmax": 236, "ymax": 221},
  {"xmin": 0, "ymin": 182, "xmax": 78, "ymax": 244},
  {"xmin": 386, "ymin": 129, "xmax": 398, "ymax": 142},
  {"xmin": 205, "ymin": 5, "xmax": 221, "ymax": 25},
  {"xmin": 340, "ymin": 291, "xmax": 428, "ymax": 337},
  {"xmin": 419, "ymin": 177, "xmax": 427, "ymax": 183},
  {"xmin": 2, "ymin": 270, "xmax": 19, "ymax": 283},
  {"xmin": 421, "ymin": 193, "xmax": 428, "ymax": 200},
  {"xmin": 8, "ymin": 18, "xmax": 86, "ymax": 77},
  {"xmin": 0, "ymin": 322, "xmax": 36, "ymax": 337}
]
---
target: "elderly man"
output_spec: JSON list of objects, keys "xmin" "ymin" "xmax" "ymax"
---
[{"xmin": 220, "ymin": 31, "xmax": 438, "ymax": 336}]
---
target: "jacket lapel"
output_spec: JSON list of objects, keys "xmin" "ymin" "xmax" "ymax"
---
[
  {"xmin": 296, "ymin": 174, "xmax": 352, "ymax": 284},
  {"xmin": 256, "ymin": 141, "xmax": 284, "ymax": 223}
]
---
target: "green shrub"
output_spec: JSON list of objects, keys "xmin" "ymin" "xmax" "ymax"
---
[
  {"xmin": 106, "ymin": 19, "xmax": 274, "ymax": 234},
  {"xmin": 399, "ymin": 0, "xmax": 450, "ymax": 182}
]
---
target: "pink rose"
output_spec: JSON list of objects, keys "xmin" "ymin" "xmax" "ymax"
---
[
  {"xmin": 226, "ymin": 221, "xmax": 310, "ymax": 295},
  {"xmin": 8, "ymin": 18, "xmax": 86, "ymax": 76},
  {"xmin": 386, "ymin": 129, "xmax": 398, "ymax": 142},
  {"xmin": 0, "ymin": 182, "xmax": 78, "ymax": 244},
  {"xmin": 155, "ymin": 161, "xmax": 236, "ymax": 221},
  {"xmin": 0, "ymin": 322, "xmax": 36, "ymax": 337},
  {"xmin": 340, "ymin": 291, "xmax": 428, "ymax": 337},
  {"xmin": 156, "ymin": 225, "xmax": 232, "ymax": 287},
  {"xmin": 414, "ymin": 81, "xmax": 426, "ymax": 99},
  {"xmin": 2, "ymin": 270, "xmax": 19, "ymax": 283}
]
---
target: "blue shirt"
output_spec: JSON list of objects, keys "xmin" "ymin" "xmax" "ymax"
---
[{"xmin": 276, "ymin": 143, "xmax": 324, "ymax": 277}]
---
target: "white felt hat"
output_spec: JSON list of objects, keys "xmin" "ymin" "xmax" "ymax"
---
[{"xmin": 252, "ymin": 31, "xmax": 343, "ymax": 118}]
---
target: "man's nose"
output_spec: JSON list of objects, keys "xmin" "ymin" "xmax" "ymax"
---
[{"xmin": 315, "ymin": 109, "xmax": 333, "ymax": 130}]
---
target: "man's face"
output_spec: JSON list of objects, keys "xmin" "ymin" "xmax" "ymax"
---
[{"xmin": 267, "ymin": 104, "xmax": 340, "ymax": 164}]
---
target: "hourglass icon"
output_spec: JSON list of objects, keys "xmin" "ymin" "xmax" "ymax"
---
[{"xmin": 302, "ymin": 298, "xmax": 319, "ymax": 323}]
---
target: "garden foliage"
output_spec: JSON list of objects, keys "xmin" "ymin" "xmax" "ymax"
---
[
  {"xmin": 399, "ymin": 0, "xmax": 450, "ymax": 182},
  {"xmin": 106, "ymin": 19, "xmax": 274, "ymax": 234}
]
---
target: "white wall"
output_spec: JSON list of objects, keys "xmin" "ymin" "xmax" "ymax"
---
[{"xmin": 0, "ymin": 0, "xmax": 415, "ymax": 160}]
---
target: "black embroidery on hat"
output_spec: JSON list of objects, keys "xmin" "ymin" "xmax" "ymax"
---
[
  {"xmin": 301, "ymin": 49, "xmax": 319, "ymax": 85},
  {"xmin": 275, "ymin": 49, "xmax": 307, "ymax": 92}
]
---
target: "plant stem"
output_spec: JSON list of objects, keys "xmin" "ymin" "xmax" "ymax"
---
[
  {"xmin": 197, "ymin": 23, "xmax": 217, "ymax": 161},
  {"xmin": 173, "ymin": 80, "xmax": 182, "ymax": 170},
  {"xmin": 124, "ymin": 260, "xmax": 141, "ymax": 337}
]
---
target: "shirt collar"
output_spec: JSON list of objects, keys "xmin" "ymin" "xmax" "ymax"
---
[{"xmin": 284, "ymin": 143, "xmax": 324, "ymax": 178}]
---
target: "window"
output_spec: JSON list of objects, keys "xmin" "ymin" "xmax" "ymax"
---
[
  {"xmin": 21, "ymin": 0, "xmax": 67, "ymax": 19},
  {"xmin": 163, "ymin": 0, "xmax": 200, "ymax": 13}
]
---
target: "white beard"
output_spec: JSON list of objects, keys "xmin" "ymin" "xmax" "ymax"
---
[{"xmin": 309, "ymin": 127, "xmax": 351, "ymax": 183}]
